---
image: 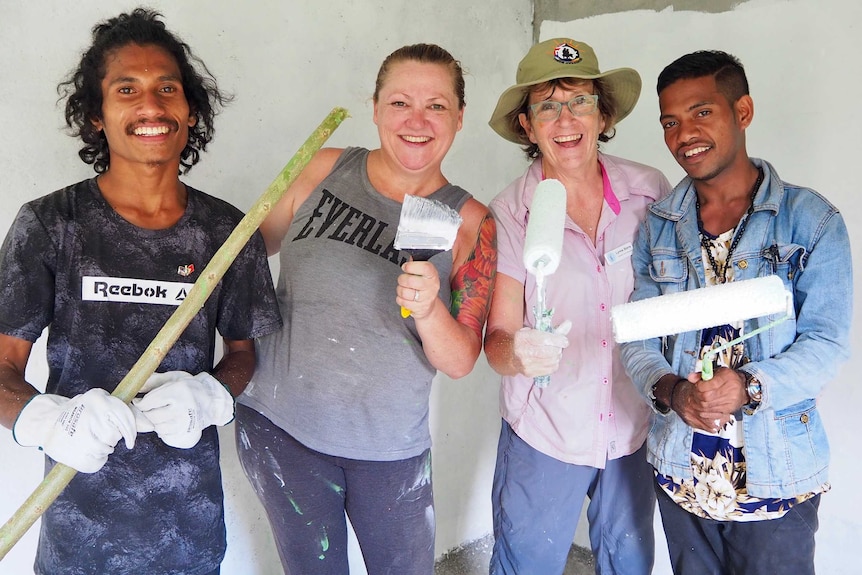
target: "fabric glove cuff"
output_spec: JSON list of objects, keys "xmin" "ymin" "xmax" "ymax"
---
[
  {"xmin": 194, "ymin": 372, "xmax": 235, "ymax": 426},
  {"xmin": 12, "ymin": 394, "xmax": 67, "ymax": 448}
]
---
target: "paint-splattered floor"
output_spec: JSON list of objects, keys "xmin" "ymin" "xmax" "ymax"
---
[{"xmin": 434, "ymin": 535, "xmax": 594, "ymax": 575}]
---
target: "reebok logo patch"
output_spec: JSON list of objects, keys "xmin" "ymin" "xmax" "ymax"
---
[{"xmin": 82, "ymin": 276, "xmax": 191, "ymax": 306}]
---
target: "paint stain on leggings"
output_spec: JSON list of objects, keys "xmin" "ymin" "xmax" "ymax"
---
[
  {"xmin": 318, "ymin": 527, "xmax": 330, "ymax": 560},
  {"xmin": 397, "ymin": 451, "xmax": 432, "ymax": 502},
  {"xmin": 288, "ymin": 496, "xmax": 303, "ymax": 515},
  {"xmin": 323, "ymin": 479, "xmax": 345, "ymax": 496}
]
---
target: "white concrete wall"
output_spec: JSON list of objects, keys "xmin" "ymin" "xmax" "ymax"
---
[
  {"xmin": 1, "ymin": 1, "xmax": 860, "ymax": 574},
  {"xmin": 542, "ymin": 1, "xmax": 862, "ymax": 574}
]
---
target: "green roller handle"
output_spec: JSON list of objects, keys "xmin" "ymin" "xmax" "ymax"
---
[
  {"xmin": 0, "ymin": 106, "xmax": 350, "ymax": 560},
  {"xmin": 701, "ymin": 315, "xmax": 789, "ymax": 380}
]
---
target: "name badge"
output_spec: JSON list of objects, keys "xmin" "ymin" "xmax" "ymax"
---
[{"xmin": 605, "ymin": 242, "xmax": 633, "ymax": 265}]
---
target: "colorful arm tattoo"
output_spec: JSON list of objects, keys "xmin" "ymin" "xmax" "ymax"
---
[{"xmin": 450, "ymin": 214, "xmax": 497, "ymax": 338}]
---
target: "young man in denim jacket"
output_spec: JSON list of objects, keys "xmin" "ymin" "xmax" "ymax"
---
[{"xmin": 620, "ymin": 50, "xmax": 851, "ymax": 575}]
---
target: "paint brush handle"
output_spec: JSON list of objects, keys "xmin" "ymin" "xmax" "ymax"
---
[{"xmin": 400, "ymin": 249, "xmax": 441, "ymax": 318}]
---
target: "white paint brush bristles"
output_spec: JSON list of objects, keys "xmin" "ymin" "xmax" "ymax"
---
[
  {"xmin": 523, "ymin": 179, "xmax": 567, "ymax": 276},
  {"xmin": 611, "ymin": 275, "xmax": 792, "ymax": 343},
  {"xmin": 394, "ymin": 194, "xmax": 463, "ymax": 251}
]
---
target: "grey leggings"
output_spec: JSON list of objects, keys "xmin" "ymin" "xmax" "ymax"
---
[{"xmin": 235, "ymin": 404, "xmax": 435, "ymax": 575}]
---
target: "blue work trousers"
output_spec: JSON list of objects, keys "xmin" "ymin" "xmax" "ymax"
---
[{"xmin": 490, "ymin": 420, "xmax": 656, "ymax": 575}]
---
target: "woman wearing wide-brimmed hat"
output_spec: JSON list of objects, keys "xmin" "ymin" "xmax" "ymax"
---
[{"xmin": 483, "ymin": 38, "xmax": 671, "ymax": 574}]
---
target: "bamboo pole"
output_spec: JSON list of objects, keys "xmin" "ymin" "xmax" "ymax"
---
[{"xmin": 0, "ymin": 107, "xmax": 350, "ymax": 560}]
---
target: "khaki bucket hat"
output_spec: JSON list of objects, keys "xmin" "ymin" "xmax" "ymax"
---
[{"xmin": 489, "ymin": 38, "xmax": 642, "ymax": 143}]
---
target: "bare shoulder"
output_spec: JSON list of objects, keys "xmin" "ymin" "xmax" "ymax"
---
[
  {"xmin": 260, "ymin": 147, "xmax": 345, "ymax": 254},
  {"xmin": 453, "ymin": 198, "xmax": 495, "ymax": 269},
  {"xmin": 306, "ymin": 147, "xmax": 343, "ymax": 177},
  {"xmin": 293, "ymin": 147, "xmax": 343, "ymax": 195},
  {"xmin": 458, "ymin": 198, "xmax": 492, "ymax": 234}
]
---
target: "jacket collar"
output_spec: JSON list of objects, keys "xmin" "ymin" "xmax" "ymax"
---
[{"xmin": 649, "ymin": 157, "xmax": 783, "ymax": 222}]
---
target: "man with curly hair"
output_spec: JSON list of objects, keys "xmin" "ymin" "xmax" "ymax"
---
[{"xmin": 0, "ymin": 9, "xmax": 281, "ymax": 574}]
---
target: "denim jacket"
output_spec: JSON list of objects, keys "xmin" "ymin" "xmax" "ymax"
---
[{"xmin": 620, "ymin": 158, "xmax": 852, "ymax": 498}]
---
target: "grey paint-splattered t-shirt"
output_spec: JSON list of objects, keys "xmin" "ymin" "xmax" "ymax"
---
[{"xmin": 0, "ymin": 178, "xmax": 281, "ymax": 575}]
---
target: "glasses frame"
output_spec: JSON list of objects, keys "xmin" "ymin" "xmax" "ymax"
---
[{"xmin": 528, "ymin": 94, "xmax": 600, "ymax": 122}]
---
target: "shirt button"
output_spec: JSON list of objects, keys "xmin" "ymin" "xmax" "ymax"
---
[
  {"xmin": 602, "ymin": 377, "xmax": 609, "ymax": 385},
  {"xmin": 801, "ymin": 413, "xmax": 810, "ymax": 424},
  {"xmin": 600, "ymin": 303, "xmax": 607, "ymax": 311},
  {"xmin": 601, "ymin": 340, "xmax": 608, "ymax": 348},
  {"xmin": 738, "ymin": 260, "xmax": 749, "ymax": 269}
]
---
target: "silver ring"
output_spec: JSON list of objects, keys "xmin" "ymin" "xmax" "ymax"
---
[{"xmin": 413, "ymin": 289, "xmax": 420, "ymax": 302}]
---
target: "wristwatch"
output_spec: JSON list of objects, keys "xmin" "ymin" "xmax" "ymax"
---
[
  {"xmin": 741, "ymin": 370, "xmax": 762, "ymax": 413},
  {"xmin": 648, "ymin": 382, "xmax": 671, "ymax": 415}
]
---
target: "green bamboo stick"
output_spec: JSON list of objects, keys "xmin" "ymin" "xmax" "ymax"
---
[{"xmin": 0, "ymin": 106, "xmax": 350, "ymax": 560}]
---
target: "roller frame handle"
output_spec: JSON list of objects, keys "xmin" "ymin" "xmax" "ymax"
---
[
  {"xmin": 701, "ymin": 314, "xmax": 790, "ymax": 380},
  {"xmin": 532, "ymin": 266, "xmax": 553, "ymax": 388}
]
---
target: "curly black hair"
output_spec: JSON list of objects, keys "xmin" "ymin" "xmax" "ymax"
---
[{"xmin": 57, "ymin": 7, "xmax": 230, "ymax": 174}]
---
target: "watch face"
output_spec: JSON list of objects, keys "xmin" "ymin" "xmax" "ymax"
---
[{"xmin": 746, "ymin": 374, "xmax": 763, "ymax": 402}]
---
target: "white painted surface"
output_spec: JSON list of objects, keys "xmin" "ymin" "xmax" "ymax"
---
[{"xmin": 1, "ymin": 1, "xmax": 860, "ymax": 574}]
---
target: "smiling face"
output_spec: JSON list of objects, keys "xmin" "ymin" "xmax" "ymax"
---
[
  {"xmin": 372, "ymin": 60, "xmax": 464, "ymax": 176},
  {"xmin": 92, "ymin": 43, "xmax": 195, "ymax": 173},
  {"xmin": 658, "ymin": 74, "xmax": 752, "ymax": 182},
  {"xmin": 518, "ymin": 79, "xmax": 605, "ymax": 177}
]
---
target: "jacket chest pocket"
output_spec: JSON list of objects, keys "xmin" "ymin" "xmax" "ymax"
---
[
  {"xmin": 762, "ymin": 243, "xmax": 806, "ymax": 283},
  {"xmin": 649, "ymin": 255, "xmax": 688, "ymax": 295}
]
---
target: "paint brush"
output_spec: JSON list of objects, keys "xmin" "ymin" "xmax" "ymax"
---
[{"xmin": 394, "ymin": 194, "xmax": 463, "ymax": 318}]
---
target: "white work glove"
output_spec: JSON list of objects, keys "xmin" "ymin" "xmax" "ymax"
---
[
  {"xmin": 132, "ymin": 371, "xmax": 235, "ymax": 449},
  {"xmin": 513, "ymin": 320, "xmax": 572, "ymax": 378},
  {"xmin": 13, "ymin": 388, "xmax": 138, "ymax": 474}
]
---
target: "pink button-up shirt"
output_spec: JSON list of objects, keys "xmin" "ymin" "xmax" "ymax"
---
[{"xmin": 490, "ymin": 154, "xmax": 671, "ymax": 467}]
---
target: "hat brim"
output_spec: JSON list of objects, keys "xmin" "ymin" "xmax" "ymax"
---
[{"xmin": 488, "ymin": 66, "xmax": 642, "ymax": 144}]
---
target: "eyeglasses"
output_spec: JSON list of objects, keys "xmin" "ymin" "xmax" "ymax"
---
[{"xmin": 528, "ymin": 94, "xmax": 599, "ymax": 122}]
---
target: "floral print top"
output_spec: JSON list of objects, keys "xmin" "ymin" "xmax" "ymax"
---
[{"xmin": 655, "ymin": 228, "xmax": 825, "ymax": 521}]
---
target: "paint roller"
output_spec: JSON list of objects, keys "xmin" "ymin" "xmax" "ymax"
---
[
  {"xmin": 611, "ymin": 275, "xmax": 793, "ymax": 379},
  {"xmin": 522, "ymin": 178, "xmax": 567, "ymax": 387}
]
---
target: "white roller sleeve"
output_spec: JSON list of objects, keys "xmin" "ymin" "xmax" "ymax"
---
[
  {"xmin": 523, "ymin": 179, "xmax": 567, "ymax": 276},
  {"xmin": 611, "ymin": 275, "xmax": 792, "ymax": 343}
]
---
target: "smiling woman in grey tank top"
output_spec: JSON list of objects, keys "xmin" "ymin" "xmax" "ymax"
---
[{"xmin": 235, "ymin": 44, "xmax": 497, "ymax": 575}]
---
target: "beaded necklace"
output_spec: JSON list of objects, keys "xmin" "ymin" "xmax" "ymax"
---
[{"xmin": 696, "ymin": 167, "xmax": 764, "ymax": 284}]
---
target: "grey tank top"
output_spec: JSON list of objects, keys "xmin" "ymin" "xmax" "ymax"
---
[{"xmin": 239, "ymin": 147, "xmax": 472, "ymax": 460}]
